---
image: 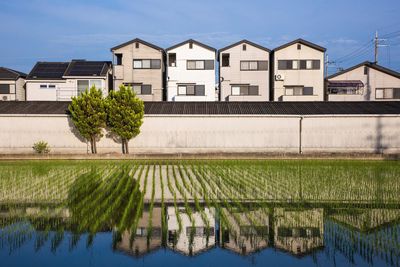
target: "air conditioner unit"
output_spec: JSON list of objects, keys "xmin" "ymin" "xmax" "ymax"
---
[
  {"xmin": 170, "ymin": 62, "xmax": 176, "ymax": 67},
  {"xmin": 2, "ymin": 96, "xmax": 7, "ymax": 101},
  {"xmin": 275, "ymin": 74, "xmax": 284, "ymax": 81}
]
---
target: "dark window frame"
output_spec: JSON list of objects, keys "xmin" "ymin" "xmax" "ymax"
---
[
  {"xmin": 240, "ymin": 60, "xmax": 268, "ymax": 71},
  {"xmin": 187, "ymin": 60, "xmax": 214, "ymax": 70},
  {"xmin": 135, "ymin": 42, "xmax": 139, "ymax": 49},
  {"xmin": 221, "ymin": 53, "xmax": 230, "ymax": 67},
  {"xmin": 278, "ymin": 59, "xmax": 321, "ymax": 70},
  {"xmin": 230, "ymin": 84, "xmax": 259, "ymax": 96},
  {"xmin": 133, "ymin": 59, "xmax": 162, "ymax": 69},
  {"xmin": 177, "ymin": 84, "xmax": 206, "ymax": 96},
  {"xmin": 0, "ymin": 84, "xmax": 11, "ymax": 94},
  {"xmin": 115, "ymin": 54, "xmax": 123, "ymax": 65},
  {"xmin": 168, "ymin": 53, "xmax": 177, "ymax": 67},
  {"xmin": 242, "ymin": 44, "xmax": 247, "ymax": 51},
  {"xmin": 375, "ymin": 88, "xmax": 400, "ymax": 99}
]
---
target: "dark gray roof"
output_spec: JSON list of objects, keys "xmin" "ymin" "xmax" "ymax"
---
[
  {"xmin": 0, "ymin": 67, "xmax": 27, "ymax": 80},
  {"xmin": 0, "ymin": 101, "xmax": 399, "ymax": 115},
  {"xmin": 166, "ymin": 39, "xmax": 216, "ymax": 52},
  {"xmin": 27, "ymin": 60, "xmax": 111, "ymax": 80},
  {"xmin": 110, "ymin": 38, "xmax": 164, "ymax": 52},
  {"xmin": 27, "ymin": 62, "xmax": 69, "ymax": 80},
  {"xmin": 63, "ymin": 60, "xmax": 111, "ymax": 77},
  {"xmin": 219, "ymin": 40, "xmax": 271, "ymax": 54},
  {"xmin": 327, "ymin": 61, "xmax": 400, "ymax": 80},
  {"xmin": 273, "ymin": 38, "xmax": 326, "ymax": 52}
]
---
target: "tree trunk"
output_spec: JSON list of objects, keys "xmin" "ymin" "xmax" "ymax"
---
[
  {"xmin": 92, "ymin": 136, "xmax": 97, "ymax": 154},
  {"xmin": 121, "ymin": 139, "xmax": 126, "ymax": 154},
  {"xmin": 125, "ymin": 140, "xmax": 129, "ymax": 154},
  {"xmin": 90, "ymin": 138, "xmax": 95, "ymax": 154}
]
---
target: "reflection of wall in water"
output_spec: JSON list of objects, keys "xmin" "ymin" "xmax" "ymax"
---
[
  {"xmin": 116, "ymin": 207, "xmax": 162, "ymax": 257},
  {"xmin": 220, "ymin": 208, "xmax": 269, "ymax": 255},
  {"xmin": 167, "ymin": 206, "xmax": 215, "ymax": 255},
  {"xmin": 274, "ymin": 208, "xmax": 324, "ymax": 256}
]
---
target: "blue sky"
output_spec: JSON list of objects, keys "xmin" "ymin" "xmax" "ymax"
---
[{"xmin": 1, "ymin": 0, "xmax": 400, "ymax": 74}]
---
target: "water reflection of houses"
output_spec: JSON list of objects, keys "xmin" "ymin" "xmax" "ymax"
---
[
  {"xmin": 167, "ymin": 205, "xmax": 215, "ymax": 256},
  {"xmin": 274, "ymin": 208, "xmax": 324, "ymax": 256},
  {"xmin": 220, "ymin": 208, "xmax": 269, "ymax": 255},
  {"xmin": 116, "ymin": 207, "xmax": 162, "ymax": 257}
]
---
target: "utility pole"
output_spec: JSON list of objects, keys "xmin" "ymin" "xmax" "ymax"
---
[
  {"xmin": 374, "ymin": 31, "xmax": 387, "ymax": 64},
  {"xmin": 324, "ymin": 53, "xmax": 336, "ymax": 78}
]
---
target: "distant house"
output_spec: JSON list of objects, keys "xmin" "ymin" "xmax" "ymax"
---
[
  {"xmin": 0, "ymin": 67, "xmax": 27, "ymax": 101},
  {"xmin": 272, "ymin": 39, "xmax": 326, "ymax": 101},
  {"xmin": 111, "ymin": 38, "xmax": 165, "ymax": 101},
  {"xmin": 166, "ymin": 39, "xmax": 216, "ymax": 101},
  {"xmin": 26, "ymin": 60, "xmax": 112, "ymax": 101},
  {"xmin": 326, "ymin": 61, "xmax": 400, "ymax": 101},
  {"xmin": 219, "ymin": 40, "xmax": 270, "ymax": 101}
]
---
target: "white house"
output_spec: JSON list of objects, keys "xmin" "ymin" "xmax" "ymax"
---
[
  {"xmin": 0, "ymin": 67, "xmax": 27, "ymax": 101},
  {"xmin": 326, "ymin": 61, "xmax": 400, "ymax": 101},
  {"xmin": 166, "ymin": 39, "xmax": 216, "ymax": 101},
  {"xmin": 272, "ymin": 39, "xmax": 326, "ymax": 101},
  {"xmin": 26, "ymin": 60, "xmax": 112, "ymax": 101}
]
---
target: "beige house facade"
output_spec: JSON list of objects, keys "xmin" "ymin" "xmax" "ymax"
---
[
  {"xmin": 111, "ymin": 38, "xmax": 165, "ymax": 101},
  {"xmin": 326, "ymin": 61, "xmax": 400, "ymax": 101},
  {"xmin": 0, "ymin": 67, "xmax": 27, "ymax": 101},
  {"xmin": 272, "ymin": 39, "xmax": 325, "ymax": 101},
  {"xmin": 219, "ymin": 40, "xmax": 270, "ymax": 101}
]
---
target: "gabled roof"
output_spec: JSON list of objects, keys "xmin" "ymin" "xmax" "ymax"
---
[
  {"xmin": 110, "ymin": 38, "xmax": 164, "ymax": 52},
  {"xmin": 27, "ymin": 62, "xmax": 70, "ymax": 80},
  {"xmin": 0, "ymin": 67, "xmax": 27, "ymax": 80},
  {"xmin": 327, "ymin": 61, "xmax": 400, "ymax": 80},
  {"xmin": 219, "ymin": 39, "xmax": 271, "ymax": 54},
  {"xmin": 166, "ymin": 39, "xmax": 216, "ymax": 52},
  {"xmin": 273, "ymin": 38, "xmax": 326, "ymax": 53},
  {"xmin": 63, "ymin": 60, "xmax": 111, "ymax": 77},
  {"xmin": 1, "ymin": 101, "xmax": 400, "ymax": 115}
]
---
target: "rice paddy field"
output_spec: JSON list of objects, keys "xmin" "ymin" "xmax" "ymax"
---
[{"xmin": 0, "ymin": 159, "xmax": 399, "ymax": 267}]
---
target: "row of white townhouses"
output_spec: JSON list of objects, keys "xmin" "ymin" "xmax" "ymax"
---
[{"xmin": 1, "ymin": 38, "xmax": 400, "ymax": 102}]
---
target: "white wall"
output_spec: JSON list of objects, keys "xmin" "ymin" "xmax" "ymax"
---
[
  {"xmin": 273, "ymin": 43, "xmax": 324, "ymax": 101},
  {"xmin": 0, "ymin": 114, "xmax": 399, "ymax": 154},
  {"xmin": 167, "ymin": 42, "xmax": 216, "ymax": 101},
  {"xmin": 26, "ymin": 79, "xmax": 107, "ymax": 101}
]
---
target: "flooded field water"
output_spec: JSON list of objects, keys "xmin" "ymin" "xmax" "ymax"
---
[{"xmin": 0, "ymin": 160, "xmax": 399, "ymax": 267}]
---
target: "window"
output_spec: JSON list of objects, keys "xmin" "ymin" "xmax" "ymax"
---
[
  {"xmin": 133, "ymin": 60, "xmax": 142, "ymax": 69},
  {"xmin": 125, "ymin": 83, "xmax": 152, "ymax": 95},
  {"xmin": 242, "ymin": 44, "xmax": 247, "ymax": 51},
  {"xmin": 240, "ymin": 61, "xmax": 268, "ymax": 71},
  {"xmin": 115, "ymin": 54, "xmax": 123, "ymax": 65},
  {"xmin": 91, "ymin": 80, "xmax": 102, "ymax": 89},
  {"xmin": 285, "ymin": 86, "xmax": 313, "ymax": 96},
  {"xmin": 177, "ymin": 84, "xmax": 205, "ymax": 96},
  {"xmin": 133, "ymin": 59, "xmax": 161, "ymax": 69},
  {"xmin": 39, "ymin": 84, "xmax": 56, "ymax": 89},
  {"xmin": 222, "ymin": 53, "xmax": 230, "ymax": 67},
  {"xmin": 231, "ymin": 86, "xmax": 240, "ymax": 96},
  {"xmin": 278, "ymin": 60, "xmax": 320, "ymax": 70},
  {"xmin": 78, "ymin": 80, "xmax": 89, "ymax": 95},
  {"xmin": 376, "ymin": 88, "xmax": 400, "ymax": 99},
  {"xmin": 135, "ymin": 42, "xmax": 139, "ymax": 49},
  {"xmin": 169, "ymin": 53, "xmax": 177, "ymax": 67},
  {"xmin": 0, "ymin": 84, "xmax": 10, "ymax": 94},
  {"xmin": 364, "ymin": 66, "xmax": 369, "ymax": 75},
  {"xmin": 187, "ymin": 60, "xmax": 214, "ymax": 70},
  {"xmin": 189, "ymin": 42, "xmax": 193, "ymax": 49},
  {"xmin": 231, "ymin": 85, "xmax": 259, "ymax": 96},
  {"xmin": 297, "ymin": 44, "xmax": 301, "ymax": 50}
]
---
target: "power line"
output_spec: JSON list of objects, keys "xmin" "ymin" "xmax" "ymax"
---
[{"xmin": 334, "ymin": 40, "xmax": 373, "ymax": 63}]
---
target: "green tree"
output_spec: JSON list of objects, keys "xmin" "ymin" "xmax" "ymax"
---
[
  {"xmin": 68, "ymin": 86, "xmax": 107, "ymax": 154},
  {"xmin": 106, "ymin": 85, "xmax": 144, "ymax": 154}
]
